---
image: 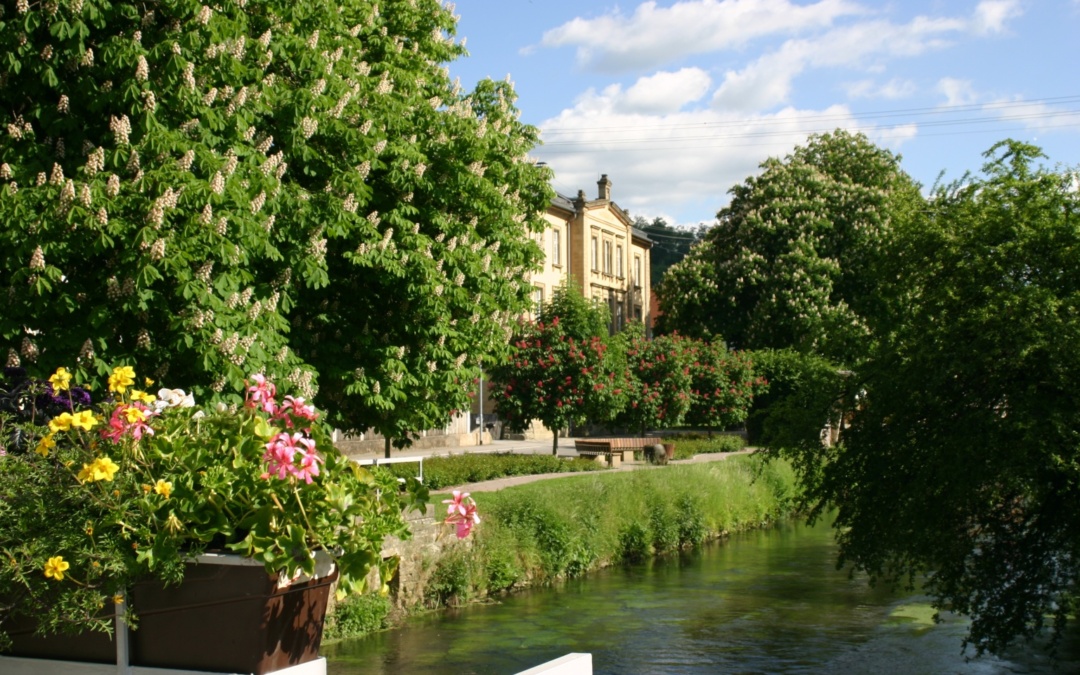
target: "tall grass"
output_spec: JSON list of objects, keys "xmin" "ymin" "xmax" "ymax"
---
[{"xmin": 429, "ymin": 454, "xmax": 798, "ymax": 598}]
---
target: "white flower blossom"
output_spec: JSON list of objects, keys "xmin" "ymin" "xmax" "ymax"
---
[{"xmin": 135, "ymin": 55, "xmax": 149, "ymax": 81}]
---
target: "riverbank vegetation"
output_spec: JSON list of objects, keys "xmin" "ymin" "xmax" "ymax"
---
[{"xmin": 326, "ymin": 454, "xmax": 797, "ymax": 640}]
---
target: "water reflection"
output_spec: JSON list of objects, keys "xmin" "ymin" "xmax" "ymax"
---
[{"xmin": 325, "ymin": 519, "xmax": 1078, "ymax": 674}]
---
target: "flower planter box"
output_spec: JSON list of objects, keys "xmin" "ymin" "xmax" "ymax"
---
[{"xmin": 3, "ymin": 554, "xmax": 336, "ymax": 675}]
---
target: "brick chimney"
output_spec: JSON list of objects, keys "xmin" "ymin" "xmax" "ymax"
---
[{"xmin": 597, "ymin": 174, "xmax": 611, "ymax": 201}]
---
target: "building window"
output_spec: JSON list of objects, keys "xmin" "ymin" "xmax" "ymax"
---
[
  {"xmin": 603, "ymin": 241, "xmax": 612, "ymax": 275},
  {"xmin": 634, "ymin": 256, "xmax": 642, "ymax": 288},
  {"xmin": 552, "ymin": 228, "xmax": 561, "ymax": 266},
  {"xmin": 591, "ymin": 237, "xmax": 598, "ymax": 271},
  {"xmin": 616, "ymin": 245, "xmax": 623, "ymax": 278},
  {"xmin": 532, "ymin": 285, "xmax": 544, "ymax": 316}
]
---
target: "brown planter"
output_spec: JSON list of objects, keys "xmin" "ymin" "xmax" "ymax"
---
[
  {"xmin": 4, "ymin": 617, "xmax": 115, "ymax": 664},
  {"xmin": 663, "ymin": 443, "xmax": 675, "ymax": 460},
  {"xmin": 3, "ymin": 555, "xmax": 336, "ymax": 675}
]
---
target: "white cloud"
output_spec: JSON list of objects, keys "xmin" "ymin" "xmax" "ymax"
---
[
  {"xmin": 869, "ymin": 123, "xmax": 919, "ymax": 150},
  {"xmin": 711, "ymin": 17, "xmax": 964, "ymax": 111},
  {"xmin": 620, "ymin": 68, "xmax": 714, "ymax": 114},
  {"xmin": 981, "ymin": 98, "xmax": 1080, "ymax": 134},
  {"xmin": 971, "ymin": 0, "xmax": 1024, "ymax": 35},
  {"xmin": 845, "ymin": 78, "xmax": 918, "ymax": 100},
  {"xmin": 937, "ymin": 78, "xmax": 978, "ymax": 107},
  {"xmin": 536, "ymin": 0, "xmax": 865, "ymax": 72},
  {"xmin": 534, "ymin": 89, "xmax": 910, "ymax": 223}
]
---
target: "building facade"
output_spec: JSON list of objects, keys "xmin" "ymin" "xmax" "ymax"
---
[{"xmin": 531, "ymin": 174, "xmax": 652, "ymax": 333}]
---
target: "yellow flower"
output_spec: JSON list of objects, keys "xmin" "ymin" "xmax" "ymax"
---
[
  {"xmin": 78, "ymin": 456, "xmax": 120, "ymax": 483},
  {"xmin": 144, "ymin": 377, "xmax": 154, "ymax": 387},
  {"xmin": 113, "ymin": 594, "xmax": 125, "ymax": 605},
  {"xmin": 85, "ymin": 523, "xmax": 94, "ymax": 536},
  {"xmin": 35, "ymin": 434, "xmax": 56, "ymax": 457},
  {"xmin": 154, "ymin": 479, "xmax": 173, "ymax": 499},
  {"xmin": 108, "ymin": 365, "xmax": 136, "ymax": 395},
  {"xmin": 122, "ymin": 406, "xmax": 147, "ymax": 424},
  {"xmin": 49, "ymin": 412, "xmax": 74, "ymax": 433},
  {"xmin": 72, "ymin": 410, "xmax": 98, "ymax": 430},
  {"xmin": 49, "ymin": 367, "xmax": 72, "ymax": 392},
  {"xmin": 44, "ymin": 556, "xmax": 70, "ymax": 581},
  {"xmin": 141, "ymin": 483, "xmax": 152, "ymax": 494},
  {"xmin": 130, "ymin": 389, "xmax": 156, "ymax": 404}
]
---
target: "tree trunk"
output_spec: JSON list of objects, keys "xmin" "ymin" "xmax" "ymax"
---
[
  {"xmin": 384, "ymin": 436, "xmax": 391, "ymax": 459},
  {"xmin": 552, "ymin": 428, "xmax": 559, "ymax": 456}
]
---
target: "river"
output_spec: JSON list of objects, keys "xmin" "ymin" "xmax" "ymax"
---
[{"xmin": 324, "ymin": 518, "xmax": 1078, "ymax": 674}]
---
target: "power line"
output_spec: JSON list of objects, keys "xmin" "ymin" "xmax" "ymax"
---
[
  {"xmin": 538, "ymin": 95, "xmax": 1080, "ymax": 137},
  {"xmin": 535, "ymin": 119, "xmax": 1080, "ymax": 154}
]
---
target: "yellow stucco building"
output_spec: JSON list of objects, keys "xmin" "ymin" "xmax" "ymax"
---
[{"xmin": 531, "ymin": 174, "xmax": 652, "ymax": 333}]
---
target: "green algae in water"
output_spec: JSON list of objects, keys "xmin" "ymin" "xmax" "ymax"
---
[{"xmin": 887, "ymin": 602, "xmax": 939, "ymax": 634}]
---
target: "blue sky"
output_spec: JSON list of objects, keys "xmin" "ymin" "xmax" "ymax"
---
[{"xmin": 446, "ymin": 0, "xmax": 1080, "ymax": 227}]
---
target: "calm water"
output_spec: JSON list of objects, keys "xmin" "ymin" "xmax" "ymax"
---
[{"xmin": 324, "ymin": 519, "xmax": 1078, "ymax": 674}]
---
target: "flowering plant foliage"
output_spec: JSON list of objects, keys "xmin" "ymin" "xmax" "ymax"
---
[
  {"xmin": 442, "ymin": 490, "xmax": 480, "ymax": 540},
  {"xmin": 684, "ymin": 340, "xmax": 763, "ymax": 433},
  {"xmin": 0, "ymin": 364, "xmax": 429, "ymax": 648},
  {"xmin": 612, "ymin": 328, "xmax": 693, "ymax": 436},
  {"xmin": 0, "ymin": 0, "xmax": 550, "ymax": 450},
  {"xmin": 490, "ymin": 315, "xmax": 623, "ymax": 454}
]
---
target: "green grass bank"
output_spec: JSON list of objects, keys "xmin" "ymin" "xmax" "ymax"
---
[{"xmin": 326, "ymin": 453, "xmax": 799, "ymax": 641}]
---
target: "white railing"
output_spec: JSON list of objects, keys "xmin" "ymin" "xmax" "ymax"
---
[
  {"xmin": 515, "ymin": 653, "xmax": 592, "ymax": 675},
  {"xmin": 353, "ymin": 455, "xmax": 424, "ymax": 483}
]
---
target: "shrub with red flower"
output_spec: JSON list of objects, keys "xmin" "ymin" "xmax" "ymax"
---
[{"xmin": 490, "ymin": 315, "xmax": 623, "ymax": 454}]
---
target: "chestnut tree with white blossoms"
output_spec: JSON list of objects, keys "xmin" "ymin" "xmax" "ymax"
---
[
  {"xmin": 656, "ymin": 130, "xmax": 923, "ymax": 366},
  {"xmin": 0, "ymin": 0, "xmax": 550, "ymax": 446}
]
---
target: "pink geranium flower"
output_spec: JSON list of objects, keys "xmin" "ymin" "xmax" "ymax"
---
[
  {"xmin": 273, "ymin": 395, "xmax": 318, "ymax": 429},
  {"xmin": 262, "ymin": 432, "xmax": 322, "ymax": 484},
  {"xmin": 442, "ymin": 490, "xmax": 480, "ymax": 539},
  {"xmin": 294, "ymin": 443, "xmax": 323, "ymax": 484},
  {"xmin": 245, "ymin": 373, "xmax": 277, "ymax": 414},
  {"xmin": 262, "ymin": 432, "xmax": 301, "ymax": 480}
]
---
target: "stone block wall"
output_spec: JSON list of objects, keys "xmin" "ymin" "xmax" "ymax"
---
[{"xmin": 370, "ymin": 504, "xmax": 473, "ymax": 609}]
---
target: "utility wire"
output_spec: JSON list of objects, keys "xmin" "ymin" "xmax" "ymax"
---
[{"xmin": 538, "ymin": 95, "xmax": 1080, "ymax": 136}]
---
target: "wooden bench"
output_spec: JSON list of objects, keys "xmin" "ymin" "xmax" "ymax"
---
[{"xmin": 574, "ymin": 438, "xmax": 657, "ymax": 467}]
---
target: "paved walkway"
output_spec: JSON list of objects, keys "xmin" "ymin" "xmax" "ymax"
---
[{"xmin": 350, "ymin": 436, "xmax": 754, "ymax": 493}]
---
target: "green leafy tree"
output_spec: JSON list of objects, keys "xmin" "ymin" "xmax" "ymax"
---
[
  {"xmin": 684, "ymin": 340, "xmax": 760, "ymax": 435},
  {"xmin": 0, "ymin": 0, "xmax": 549, "ymax": 454},
  {"xmin": 656, "ymin": 130, "xmax": 923, "ymax": 364},
  {"xmin": 780, "ymin": 141, "xmax": 1080, "ymax": 655},
  {"xmin": 632, "ymin": 216, "xmax": 709, "ymax": 288},
  {"xmin": 612, "ymin": 327, "xmax": 692, "ymax": 436},
  {"xmin": 490, "ymin": 285, "xmax": 621, "ymax": 454}
]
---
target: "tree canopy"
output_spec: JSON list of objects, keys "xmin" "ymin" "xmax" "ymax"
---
[
  {"xmin": 656, "ymin": 130, "xmax": 923, "ymax": 365},
  {"xmin": 489, "ymin": 285, "xmax": 620, "ymax": 454},
  {"xmin": 780, "ymin": 140, "xmax": 1080, "ymax": 655},
  {"xmin": 0, "ymin": 0, "xmax": 550, "ymax": 442},
  {"xmin": 631, "ymin": 216, "xmax": 709, "ymax": 288}
]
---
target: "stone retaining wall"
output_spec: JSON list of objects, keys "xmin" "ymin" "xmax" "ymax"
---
[{"xmin": 370, "ymin": 504, "xmax": 471, "ymax": 608}]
